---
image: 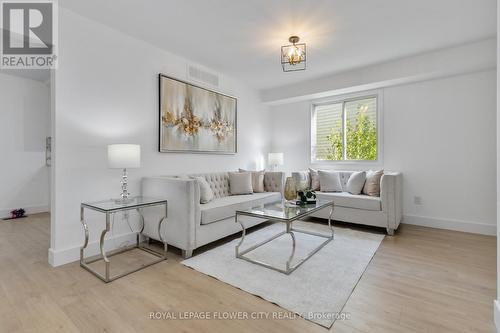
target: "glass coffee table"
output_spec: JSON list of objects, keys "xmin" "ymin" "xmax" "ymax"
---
[{"xmin": 235, "ymin": 200, "xmax": 334, "ymax": 275}]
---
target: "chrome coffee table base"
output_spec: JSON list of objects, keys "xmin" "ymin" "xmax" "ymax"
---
[{"xmin": 235, "ymin": 202, "xmax": 334, "ymax": 275}]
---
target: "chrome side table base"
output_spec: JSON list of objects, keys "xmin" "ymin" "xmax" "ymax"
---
[
  {"xmin": 235, "ymin": 203, "xmax": 334, "ymax": 275},
  {"xmin": 80, "ymin": 200, "xmax": 168, "ymax": 283}
]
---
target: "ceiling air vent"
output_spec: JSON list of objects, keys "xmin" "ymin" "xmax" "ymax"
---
[{"xmin": 187, "ymin": 65, "xmax": 219, "ymax": 87}]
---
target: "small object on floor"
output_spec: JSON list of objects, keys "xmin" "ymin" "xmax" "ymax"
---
[{"xmin": 7, "ymin": 209, "xmax": 26, "ymax": 220}]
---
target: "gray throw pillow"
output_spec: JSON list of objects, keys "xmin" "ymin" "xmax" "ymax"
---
[
  {"xmin": 229, "ymin": 172, "xmax": 253, "ymax": 195},
  {"xmin": 363, "ymin": 169, "xmax": 384, "ymax": 197},
  {"xmin": 318, "ymin": 170, "xmax": 342, "ymax": 192},
  {"xmin": 193, "ymin": 177, "xmax": 214, "ymax": 204},
  {"xmin": 292, "ymin": 171, "xmax": 311, "ymax": 191},
  {"xmin": 346, "ymin": 171, "xmax": 366, "ymax": 195},
  {"xmin": 238, "ymin": 169, "xmax": 265, "ymax": 193},
  {"xmin": 309, "ymin": 168, "xmax": 320, "ymax": 191}
]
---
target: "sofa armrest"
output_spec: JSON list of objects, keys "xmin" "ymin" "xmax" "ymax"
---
[
  {"xmin": 264, "ymin": 172, "xmax": 284, "ymax": 194},
  {"xmin": 380, "ymin": 172, "xmax": 403, "ymax": 230},
  {"xmin": 141, "ymin": 177, "xmax": 200, "ymax": 251}
]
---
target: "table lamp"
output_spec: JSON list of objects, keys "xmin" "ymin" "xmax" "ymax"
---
[
  {"xmin": 108, "ymin": 144, "xmax": 141, "ymax": 203},
  {"xmin": 268, "ymin": 152, "xmax": 284, "ymax": 171}
]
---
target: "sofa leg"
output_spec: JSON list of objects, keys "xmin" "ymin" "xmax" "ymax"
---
[
  {"xmin": 386, "ymin": 228, "xmax": 395, "ymax": 236},
  {"xmin": 182, "ymin": 249, "xmax": 193, "ymax": 259}
]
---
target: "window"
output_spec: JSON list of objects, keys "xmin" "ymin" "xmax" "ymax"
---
[{"xmin": 312, "ymin": 95, "xmax": 378, "ymax": 162}]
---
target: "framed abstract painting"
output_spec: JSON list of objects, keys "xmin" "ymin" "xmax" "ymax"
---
[{"xmin": 158, "ymin": 74, "xmax": 237, "ymax": 154}]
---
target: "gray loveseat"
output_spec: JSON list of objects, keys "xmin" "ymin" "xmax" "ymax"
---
[
  {"xmin": 142, "ymin": 171, "xmax": 284, "ymax": 258},
  {"xmin": 292, "ymin": 170, "xmax": 403, "ymax": 235}
]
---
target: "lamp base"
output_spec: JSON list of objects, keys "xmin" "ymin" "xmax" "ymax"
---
[{"xmin": 114, "ymin": 168, "xmax": 133, "ymax": 205}]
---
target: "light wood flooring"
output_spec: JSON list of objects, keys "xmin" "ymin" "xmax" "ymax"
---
[{"xmin": 0, "ymin": 213, "xmax": 496, "ymax": 332}]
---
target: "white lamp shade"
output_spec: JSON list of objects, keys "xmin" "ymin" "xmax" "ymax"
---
[
  {"xmin": 268, "ymin": 152, "xmax": 284, "ymax": 166},
  {"xmin": 108, "ymin": 144, "xmax": 141, "ymax": 169}
]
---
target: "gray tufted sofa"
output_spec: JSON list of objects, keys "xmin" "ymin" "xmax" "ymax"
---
[{"xmin": 141, "ymin": 171, "xmax": 284, "ymax": 258}]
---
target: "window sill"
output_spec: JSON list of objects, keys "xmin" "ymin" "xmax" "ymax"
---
[{"xmin": 311, "ymin": 160, "xmax": 383, "ymax": 170}]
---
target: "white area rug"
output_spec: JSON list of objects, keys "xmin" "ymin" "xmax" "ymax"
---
[{"xmin": 182, "ymin": 221, "xmax": 384, "ymax": 328}]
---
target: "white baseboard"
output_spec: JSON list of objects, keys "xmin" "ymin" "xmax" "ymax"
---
[
  {"xmin": 48, "ymin": 232, "xmax": 138, "ymax": 267},
  {"xmin": 494, "ymin": 300, "xmax": 500, "ymax": 333},
  {"xmin": 0, "ymin": 204, "xmax": 49, "ymax": 219},
  {"xmin": 402, "ymin": 214, "xmax": 496, "ymax": 236}
]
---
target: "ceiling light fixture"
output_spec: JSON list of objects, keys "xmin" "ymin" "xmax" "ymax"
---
[{"xmin": 281, "ymin": 35, "xmax": 306, "ymax": 72}]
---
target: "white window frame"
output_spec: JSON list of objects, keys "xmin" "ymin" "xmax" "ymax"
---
[{"xmin": 310, "ymin": 89, "xmax": 384, "ymax": 167}]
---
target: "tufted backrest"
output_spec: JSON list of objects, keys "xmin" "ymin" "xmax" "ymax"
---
[
  {"xmin": 293, "ymin": 170, "xmax": 355, "ymax": 191},
  {"xmin": 337, "ymin": 171, "xmax": 355, "ymax": 191},
  {"xmin": 264, "ymin": 172, "xmax": 284, "ymax": 192},
  {"xmin": 188, "ymin": 172, "xmax": 230, "ymax": 198},
  {"xmin": 187, "ymin": 171, "xmax": 284, "ymax": 198}
]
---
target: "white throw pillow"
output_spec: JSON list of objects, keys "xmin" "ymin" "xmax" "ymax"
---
[
  {"xmin": 346, "ymin": 171, "xmax": 366, "ymax": 195},
  {"xmin": 238, "ymin": 169, "xmax": 265, "ymax": 193},
  {"xmin": 318, "ymin": 170, "xmax": 342, "ymax": 192},
  {"xmin": 229, "ymin": 172, "xmax": 253, "ymax": 195},
  {"xmin": 309, "ymin": 168, "xmax": 320, "ymax": 191},
  {"xmin": 193, "ymin": 177, "xmax": 214, "ymax": 204},
  {"xmin": 293, "ymin": 171, "xmax": 311, "ymax": 191}
]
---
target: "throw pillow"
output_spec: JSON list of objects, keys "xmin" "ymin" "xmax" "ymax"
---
[
  {"xmin": 318, "ymin": 170, "xmax": 342, "ymax": 192},
  {"xmin": 193, "ymin": 177, "xmax": 214, "ymax": 204},
  {"xmin": 346, "ymin": 171, "xmax": 366, "ymax": 195},
  {"xmin": 309, "ymin": 168, "xmax": 320, "ymax": 191},
  {"xmin": 238, "ymin": 169, "xmax": 265, "ymax": 193},
  {"xmin": 292, "ymin": 171, "xmax": 311, "ymax": 191},
  {"xmin": 363, "ymin": 169, "xmax": 384, "ymax": 197},
  {"xmin": 229, "ymin": 172, "xmax": 253, "ymax": 195}
]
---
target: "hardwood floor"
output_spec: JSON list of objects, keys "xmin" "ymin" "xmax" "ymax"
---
[{"xmin": 0, "ymin": 213, "xmax": 496, "ymax": 332}]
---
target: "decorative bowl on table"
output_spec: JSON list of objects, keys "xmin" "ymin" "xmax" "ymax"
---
[{"xmin": 296, "ymin": 190, "xmax": 316, "ymax": 206}]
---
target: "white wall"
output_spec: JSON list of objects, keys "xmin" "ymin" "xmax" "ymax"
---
[
  {"xmin": 49, "ymin": 9, "xmax": 271, "ymax": 266},
  {"xmin": 495, "ymin": 1, "xmax": 500, "ymax": 330},
  {"xmin": 0, "ymin": 73, "xmax": 50, "ymax": 218},
  {"xmin": 270, "ymin": 70, "xmax": 496, "ymax": 235}
]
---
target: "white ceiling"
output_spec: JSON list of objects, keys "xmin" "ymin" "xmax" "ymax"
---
[{"xmin": 61, "ymin": 0, "xmax": 496, "ymax": 90}]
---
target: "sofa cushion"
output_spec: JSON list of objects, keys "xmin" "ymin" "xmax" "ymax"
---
[
  {"xmin": 316, "ymin": 191, "xmax": 381, "ymax": 211},
  {"xmin": 318, "ymin": 170, "xmax": 343, "ymax": 192},
  {"xmin": 200, "ymin": 192, "xmax": 281, "ymax": 225},
  {"xmin": 346, "ymin": 171, "xmax": 366, "ymax": 195},
  {"xmin": 309, "ymin": 168, "xmax": 320, "ymax": 191},
  {"xmin": 239, "ymin": 169, "xmax": 265, "ymax": 193},
  {"xmin": 363, "ymin": 169, "xmax": 384, "ymax": 197},
  {"xmin": 193, "ymin": 176, "xmax": 214, "ymax": 203},
  {"xmin": 292, "ymin": 171, "xmax": 311, "ymax": 191},
  {"xmin": 229, "ymin": 172, "xmax": 253, "ymax": 195}
]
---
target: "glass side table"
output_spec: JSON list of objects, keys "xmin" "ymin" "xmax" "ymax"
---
[{"xmin": 80, "ymin": 196, "xmax": 168, "ymax": 283}]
